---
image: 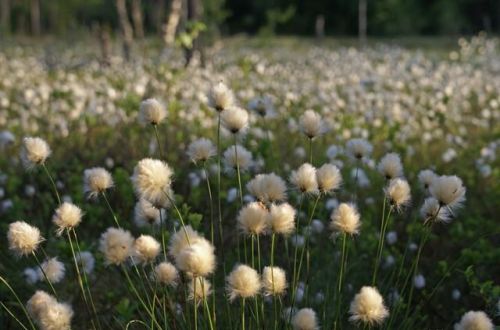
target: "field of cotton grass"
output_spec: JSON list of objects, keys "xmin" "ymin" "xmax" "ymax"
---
[{"xmin": 0, "ymin": 35, "xmax": 499, "ymax": 330}]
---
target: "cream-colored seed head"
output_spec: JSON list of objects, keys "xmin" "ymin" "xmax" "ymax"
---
[
  {"xmin": 290, "ymin": 163, "xmax": 318, "ymax": 194},
  {"xmin": 52, "ymin": 202, "xmax": 83, "ymax": 235},
  {"xmin": 38, "ymin": 257, "xmax": 65, "ymax": 284},
  {"xmin": 316, "ymin": 163, "xmax": 342, "ymax": 194},
  {"xmin": 83, "ymin": 167, "xmax": 114, "ymax": 198},
  {"xmin": 176, "ymin": 238, "xmax": 216, "ymax": 277},
  {"xmin": 454, "ymin": 311, "xmax": 494, "ymax": 330},
  {"xmin": 134, "ymin": 198, "xmax": 163, "ymax": 228},
  {"xmin": 188, "ymin": 277, "xmax": 212, "ymax": 304},
  {"xmin": 134, "ymin": 235, "xmax": 161, "ymax": 264},
  {"xmin": 27, "ymin": 291, "xmax": 73, "ymax": 330},
  {"xmin": 262, "ymin": 266, "xmax": 287, "ymax": 296},
  {"xmin": 292, "ymin": 308, "xmax": 319, "ymax": 330},
  {"xmin": 21, "ymin": 137, "xmax": 51, "ymax": 168},
  {"xmin": 330, "ymin": 203, "xmax": 361, "ymax": 235},
  {"xmin": 346, "ymin": 138, "xmax": 373, "ymax": 160},
  {"xmin": 154, "ymin": 262, "xmax": 179, "ymax": 286},
  {"xmin": 221, "ymin": 106, "xmax": 249, "ymax": 134},
  {"xmin": 418, "ymin": 169, "xmax": 437, "ymax": 190},
  {"xmin": 384, "ymin": 178, "xmax": 411, "ymax": 209},
  {"xmin": 131, "ymin": 158, "xmax": 174, "ymax": 208},
  {"xmin": 237, "ymin": 202, "xmax": 269, "ymax": 236},
  {"xmin": 139, "ymin": 98, "xmax": 167, "ymax": 125},
  {"xmin": 187, "ymin": 138, "xmax": 216, "ymax": 164},
  {"xmin": 8, "ymin": 221, "xmax": 43, "ymax": 257},
  {"xmin": 168, "ymin": 225, "xmax": 203, "ymax": 260},
  {"xmin": 377, "ymin": 153, "xmax": 404, "ymax": 179},
  {"xmin": 226, "ymin": 264, "xmax": 261, "ymax": 301},
  {"xmin": 420, "ymin": 197, "xmax": 450, "ymax": 223},
  {"xmin": 223, "ymin": 145, "xmax": 253, "ymax": 172},
  {"xmin": 268, "ymin": 203, "xmax": 296, "ymax": 235},
  {"xmin": 429, "ymin": 175, "xmax": 466, "ymax": 209},
  {"xmin": 99, "ymin": 227, "xmax": 134, "ymax": 265},
  {"xmin": 247, "ymin": 173, "xmax": 287, "ymax": 203},
  {"xmin": 349, "ymin": 286, "xmax": 389, "ymax": 326},
  {"xmin": 209, "ymin": 82, "xmax": 234, "ymax": 112},
  {"xmin": 299, "ymin": 110, "xmax": 324, "ymax": 139},
  {"xmin": 27, "ymin": 291, "xmax": 57, "ymax": 319}
]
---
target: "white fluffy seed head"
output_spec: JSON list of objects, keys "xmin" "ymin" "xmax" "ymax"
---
[
  {"xmin": 346, "ymin": 138, "xmax": 373, "ymax": 160},
  {"xmin": 168, "ymin": 225, "xmax": 203, "ymax": 260},
  {"xmin": 329, "ymin": 203, "xmax": 361, "ymax": 235},
  {"xmin": 385, "ymin": 178, "xmax": 411, "ymax": 209},
  {"xmin": 247, "ymin": 173, "xmax": 287, "ymax": 203},
  {"xmin": 429, "ymin": 175, "xmax": 466, "ymax": 209},
  {"xmin": 299, "ymin": 110, "xmax": 324, "ymax": 139},
  {"xmin": 187, "ymin": 138, "xmax": 216, "ymax": 164},
  {"xmin": 290, "ymin": 163, "xmax": 318, "ymax": 194},
  {"xmin": 268, "ymin": 203, "xmax": 296, "ymax": 235},
  {"xmin": 454, "ymin": 311, "xmax": 494, "ymax": 330},
  {"xmin": 221, "ymin": 106, "xmax": 249, "ymax": 134},
  {"xmin": 52, "ymin": 202, "xmax": 82, "ymax": 235},
  {"xmin": 21, "ymin": 137, "xmax": 51, "ymax": 168},
  {"xmin": 208, "ymin": 82, "xmax": 234, "ymax": 112},
  {"xmin": 134, "ymin": 235, "xmax": 161, "ymax": 264},
  {"xmin": 139, "ymin": 98, "xmax": 167, "ymax": 125},
  {"xmin": 134, "ymin": 198, "xmax": 164, "ymax": 228},
  {"xmin": 316, "ymin": 163, "xmax": 342, "ymax": 194},
  {"xmin": 349, "ymin": 286, "xmax": 389, "ymax": 326},
  {"xmin": 99, "ymin": 227, "xmax": 134, "ymax": 265},
  {"xmin": 420, "ymin": 197, "xmax": 451, "ymax": 223},
  {"xmin": 176, "ymin": 238, "xmax": 216, "ymax": 277},
  {"xmin": 131, "ymin": 158, "xmax": 174, "ymax": 208},
  {"xmin": 154, "ymin": 262, "xmax": 179, "ymax": 286},
  {"xmin": 292, "ymin": 308, "xmax": 319, "ymax": 330},
  {"xmin": 27, "ymin": 291, "xmax": 74, "ymax": 330},
  {"xmin": 76, "ymin": 251, "xmax": 95, "ymax": 274},
  {"xmin": 262, "ymin": 266, "xmax": 287, "ymax": 296},
  {"xmin": 418, "ymin": 169, "xmax": 438, "ymax": 190},
  {"xmin": 223, "ymin": 145, "xmax": 253, "ymax": 172},
  {"xmin": 377, "ymin": 153, "xmax": 403, "ymax": 179},
  {"xmin": 188, "ymin": 277, "xmax": 212, "ymax": 304},
  {"xmin": 8, "ymin": 221, "xmax": 43, "ymax": 257},
  {"xmin": 27, "ymin": 291, "xmax": 57, "ymax": 319},
  {"xmin": 83, "ymin": 167, "xmax": 113, "ymax": 198},
  {"xmin": 237, "ymin": 202, "xmax": 269, "ymax": 236},
  {"xmin": 38, "ymin": 257, "xmax": 65, "ymax": 284},
  {"xmin": 226, "ymin": 264, "xmax": 261, "ymax": 301}
]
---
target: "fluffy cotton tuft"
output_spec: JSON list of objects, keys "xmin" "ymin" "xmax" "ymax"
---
[
  {"xmin": 299, "ymin": 110, "xmax": 325, "ymax": 139},
  {"xmin": 329, "ymin": 203, "xmax": 361, "ymax": 235},
  {"xmin": 168, "ymin": 225, "xmax": 203, "ymax": 260},
  {"xmin": 188, "ymin": 277, "xmax": 212, "ymax": 304},
  {"xmin": 27, "ymin": 291, "xmax": 73, "ymax": 330},
  {"xmin": 292, "ymin": 308, "xmax": 319, "ymax": 330},
  {"xmin": 176, "ymin": 238, "xmax": 216, "ymax": 277},
  {"xmin": 52, "ymin": 202, "xmax": 83, "ymax": 235},
  {"xmin": 454, "ymin": 311, "xmax": 494, "ymax": 330},
  {"xmin": 290, "ymin": 163, "xmax": 318, "ymax": 194},
  {"xmin": 139, "ymin": 98, "xmax": 167, "ymax": 125},
  {"xmin": 221, "ymin": 106, "xmax": 249, "ymax": 134},
  {"xmin": 223, "ymin": 145, "xmax": 253, "ymax": 172},
  {"xmin": 237, "ymin": 202, "xmax": 269, "ymax": 236},
  {"xmin": 131, "ymin": 158, "xmax": 174, "ymax": 208},
  {"xmin": 346, "ymin": 138, "xmax": 373, "ymax": 160},
  {"xmin": 208, "ymin": 82, "xmax": 234, "ymax": 112},
  {"xmin": 429, "ymin": 175, "xmax": 466, "ymax": 210},
  {"xmin": 247, "ymin": 173, "xmax": 287, "ymax": 203},
  {"xmin": 268, "ymin": 203, "xmax": 296, "ymax": 235},
  {"xmin": 385, "ymin": 178, "xmax": 411, "ymax": 209},
  {"xmin": 418, "ymin": 169, "xmax": 437, "ymax": 190},
  {"xmin": 134, "ymin": 235, "xmax": 161, "ymax": 264},
  {"xmin": 76, "ymin": 251, "xmax": 95, "ymax": 274},
  {"xmin": 187, "ymin": 138, "xmax": 216, "ymax": 164},
  {"xmin": 83, "ymin": 167, "xmax": 113, "ymax": 199},
  {"xmin": 349, "ymin": 286, "xmax": 389, "ymax": 326},
  {"xmin": 8, "ymin": 221, "xmax": 43, "ymax": 257},
  {"xmin": 154, "ymin": 262, "xmax": 179, "ymax": 286},
  {"xmin": 262, "ymin": 266, "xmax": 287, "ymax": 296},
  {"xmin": 420, "ymin": 197, "xmax": 451, "ymax": 223},
  {"xmin": 377, "ymin": 153, "xmax": 404, "ymax": 179},
  {"xmin": 133, "ymin": 198, "xmax": 164, "ymax": 228},
  {"xmin": 38, "ymin": 257, "xmax": 65, "ymax": 284},
  {"xmin": 316, "ymin": 163, "xmax": 342, "ymax": 194},
  {"xmin": 226, "ymin": 264, "xmax": 261, "ymax": 301},
  {"xmin": 21, "ymin": 137, "xmax": 51, "ymax": 168},
  {"xmin": 99, "ymin": 227, "xmax": 134, "ymax": 265}
]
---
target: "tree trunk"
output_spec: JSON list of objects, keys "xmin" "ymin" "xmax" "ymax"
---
[
  {"xmin": 30, "ymin": 0, "xmax": 41, "ymax": 36},
  {"xmin": 151, "ymin": 0, "xmax": 165, "ymax": 35},
  {"xmin": 115, "ymin": 0, "xmax": 134, "ymax": 60},
  {"xmin": 163, "ymin": 0, "xmax": 182, "ymax": 45},
  {"xmin": 0, "ymin": 0, "xmax": 10, "ymax": 35},
  {"xmin": 184, "ymin": 0, "xmax": 205, "ymax": 67},
  {"xmin": 131, "ymin": 0, "xmax": 144, "ymax": 38},
  {"xmin": 358, "ymin": 0, "xmax": 367, "ymax": 45}
]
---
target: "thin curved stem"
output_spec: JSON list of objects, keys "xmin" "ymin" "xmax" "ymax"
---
[
  {"xmin": 42, "ymin": 163, "xmax": 61, "ymax": 205},
  {"xmin": 233, "ymin": 136, "xmax": 243, "ymax": 206},
  {"xmin": 32, "ymin": 252, "xmax": 59, "ymax": 299},
  {"xmin": 0, "ymin": 276, "xmax": 36, "ymax": 330},
  {"xmin": 334, "ymin": 233, "xmax": 347, "ymax": 330},
  {"xmin": 372, "ymin": 203, "xmax": 393, "ymax": 285},
  {"xmin": 101, "ymin": 191, "xmax": 120, "ymax": 228},
  {"xmin": 153, "ymin": 125, "xmax": 164, "ymax": 160}
]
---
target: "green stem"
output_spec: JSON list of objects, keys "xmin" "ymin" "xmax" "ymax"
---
[
  {"xmin": 308, "ymin": 138, "xmax": 313, "ymax": 165},
  {"xmin": 201, "ymin": 278, "xmax": 215, "ymax": 330},
  {"xmin": 32, "ymin": 252, "xmax": 58, "ymax": 299},
  {"xmin": 153, "ymin": 125, "xmax": 164, "ymax": 160},
  {"xmin": 101, "ymin": 191, "xmax": 120, "ymax": 228},
  {"xmin": 334, "ymin": 233, "xmax": 347, "ymax": 330},
  {"xmin": 203, "ymin": 164, "xmax": 215, "ymax": 246},
  {"xmin": 1, "ymin": 301, "xmax": 30, "ymax": 330},
  {"xmin": 234, "ymin": 136, "xmax": 243, "ymax": 206},
  {"xmin": 372, "ymin": 204, "xmax": 393, "ymax": 285},
  {"xmin": 0, "ymin": 276, "xmax": 36, "ymax": 330},
  {"xmin": 271, "ymin": 233, "xmax": 277, "ymax": 330},
  {"xmin": 160, "ymin": 209, "xmax": 167, "ymax": 260},
  {"xmin": 193, "ymin": 277, "xmax": 198, "ymax": 330},
  {"xmin": 42, "ymin": 163, "xmax": 61, "ymax": 205},
  {"xmin": 241, "ymin": 298, "xmax": 246, "ymax": 330}
]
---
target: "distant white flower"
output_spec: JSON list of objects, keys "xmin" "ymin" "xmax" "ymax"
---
[
  {"xmin": 21, "ymin": 137, "xmax": 51, "ymax": 169},
  {"xmin": 413, "ymin": 274, "xmax": 426, "ymax": 289},
  {"xmin": 299, "ymin": 110, "xmax": 325, "ymax": 139},
  {"xmin": 139, "ymin": 98, "xmax": 167, "ymax": 125},
  {"xmin": 346, "ymin": 139, "xmax": 373, "ymax": 160}
]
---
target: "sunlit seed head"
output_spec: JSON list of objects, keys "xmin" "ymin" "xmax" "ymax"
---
[
  {"xmin": 176, "ymin": 238, "xmax": 216, "ymax": 277},
  {"xmin": 384, "ymin": 178, "xmax": 411, "ymax": 209},
  {"xmin": 290, "ymin": 163, "xmax": 318, "ymax": 194},
  {"xmin": 187, "ymin": 138, "xmax": 216, "ymax": 164},
  {"xmin": 223, "ymin": 145, "xmax": 253, "ymax": 172},
  {"xmin": 262, "ymin": 266, "xmax": 287, "ymax": 296},
  {"xmin": 168, "ymin": 225, "xmax": 203, "ymax": 260},
  {"xmin": 208, "ymin": 81, "xmax": 234, "ymax": 112},
  {"xmin": 83, "ymin": 167, "xmax": 114, "ymax": 199},
  {"xmin": 429, "ymin": 175, "xmax": 466, "ymax": 209},
  {"xmin": 134, "ymin": 235, "xmax": 161, "ymax": 264},
  {"xmin": 52, "ymin": 202, "xmax": 83, "ymax": 235},
  {"xmin": 99, "ymin": 227, "xmax": 134, "ymax": 265},
  {"xmin": 27, "ymin": 290, "xmax": 57, "ymax": 319},
  {"xmin": 316, "ymin": 163, "xmax": 342, "ymax": 194},
  {"xmin": 247, "ymin": 173, "xmax": 287, "ymax": 203},
  {"xmin": 454, "ymin": 311, "xmax": 494, "ymax": 330},
  {"xmin": 139, "ymin": 98, "xmax": 167, "ymax": 125},
  {"xmin": 292, "ymin": 308, "xmax": 319, "ymax": 330},
  {"xmin": 237, "ymin": 202, "xmax": 269, "ymax": 236},
  {"xmin": 329, "ymin": 203, "xmax": 361, "ymax": 235},
  {"xmin": 154, "ymin": 262, "xmax": 179, "ymax": 287},
  {"xmin": 133, "ymin": 198, "xmax": 164, "ymax": 228},
  {"xmin": 377, "ymin": 153, "xmax": 403, "ymax": 180},
  {"xmin": 349, "ymin": 286, "xmax": 389, "ymax": 326},
  {"xmin": 8, "ymin": 221, "xmax": 43, "ymax": 257},
  {"xmin": 226, "ymin": 264, "xmax": 261, "ymax": 301},
  {"xmin": 21, "ymin": 137, "xmax": 51, "ymax": 169},
  {"xmin": 131, "ymin": 158, "xmax": 174, "ymax": 208},
  {"xmin": 37, "ymin": 300, "xmax": 73, "ymax": 330},
  {"xmin": 299, "ymin": 110, "xmax": 325, "ymax": 139},
  {"xmin": 221, "ymin": 106, "xmax": 249, "ymax": 134},
  {"xmin": 268, "ymin": 203, "xmax": 296, "ymax": 235},
  {"xmin": 346, "ymin": 138, "xmax": 373, "ymax": 160},
  {"xmin": 38, "ymin": 257, "xmax": 65, "ymax": 284}
]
